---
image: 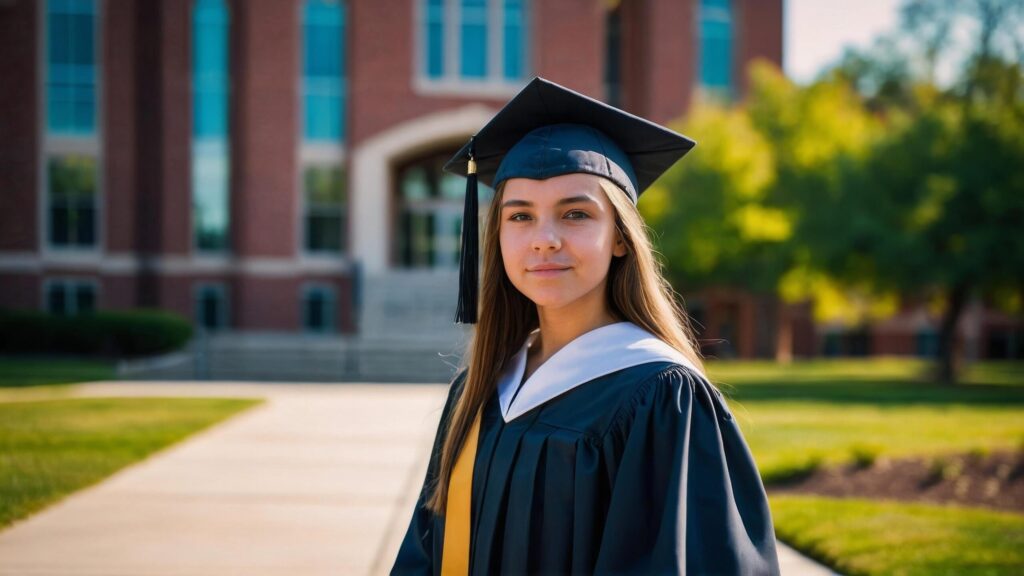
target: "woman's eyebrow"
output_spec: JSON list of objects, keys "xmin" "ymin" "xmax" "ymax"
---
[{"xmin": 501, "ymin": 195, "xmax": 598, "ymax": 209}]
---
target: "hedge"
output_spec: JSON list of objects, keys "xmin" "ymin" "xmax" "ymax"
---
[{"xmin": 0, "ymin": 309, "xmax": 193, "ymax": 358}]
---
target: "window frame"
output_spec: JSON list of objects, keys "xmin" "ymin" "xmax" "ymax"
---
[
  {"xmin": 42, "ymin": 276, "xmax": 100, "ymax": 316},
  {"xmin": 412, "ymin": 0, "xmax": 530, "ymax": 98},
  {"xmin": 39, "ymin": 0, "xmax": 104, "ymax": 256}
]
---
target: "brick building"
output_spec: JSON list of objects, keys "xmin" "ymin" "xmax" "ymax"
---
[{"xmin": 5, "ymin": 0, "xmax": 871, "ymax": 361}]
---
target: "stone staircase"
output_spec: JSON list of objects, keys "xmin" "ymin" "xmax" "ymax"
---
[{"xmin": 120, "ymin": 270, "xmax": 474, "ymax": 383}]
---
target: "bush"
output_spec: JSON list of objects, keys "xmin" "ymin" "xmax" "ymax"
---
[
  {"xmin": 0, "ymin": 309, "xmax": 192, "ymax": 358},
  {"xmin": 849, "ymin": 443, "xmax": 881, "ymax": 469}
]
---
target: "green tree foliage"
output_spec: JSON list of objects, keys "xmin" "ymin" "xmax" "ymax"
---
[{"xmin": 647, "ymin": 1, "xmax": 1024, "ymax": 381}]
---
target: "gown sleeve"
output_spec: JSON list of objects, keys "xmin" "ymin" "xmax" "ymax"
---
[
  {"xmin": 594, "ymin": 364, "xmax": 780, "ymax": 576},
  {"xmin": 391, "ymin": 369, "xmax": 467, "ymax": 576}
]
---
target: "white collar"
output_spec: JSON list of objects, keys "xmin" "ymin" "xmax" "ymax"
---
[{"xmin": 496, "ymin": 321, "xmax": 704, "ymax": 423}]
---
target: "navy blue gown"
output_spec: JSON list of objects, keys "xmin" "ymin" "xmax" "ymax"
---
[{"xmin": 392, "ymin": 362, "xmax": 780, "ymax": 575}]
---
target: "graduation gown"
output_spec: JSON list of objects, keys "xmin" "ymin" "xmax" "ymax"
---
[{"xmin": 392, "ymin": 322, "xmax": 780, "ymax": 575}]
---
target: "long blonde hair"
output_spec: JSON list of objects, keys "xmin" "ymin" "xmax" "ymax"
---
[{"xmin": 425, "ymin": 176, "xmax": 704, "ymax": 514}]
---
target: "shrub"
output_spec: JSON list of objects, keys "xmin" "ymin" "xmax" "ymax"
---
[
  {"xmin": 849, "ymin": 443, "xmax": 881, "ymax": 469},
  {"xmin": 0, "ymin": 309, "xmax": 192, "ymax": 358}
]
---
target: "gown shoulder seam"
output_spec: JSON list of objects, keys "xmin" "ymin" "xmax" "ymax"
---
[{"xmin": 600, "ymin": 363, "xmax": 700, "ymax": 439}]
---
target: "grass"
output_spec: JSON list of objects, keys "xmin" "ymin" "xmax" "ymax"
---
[
  {"xmin": 698, "ymin": 358, "xmax": 1024, "ymax": 574},
  {"xmin": 770, "ymin": 495, "xmax": 1024, "ymax": 575},
  {"xmin": 0, "ymin": 357, "xmax": 116, "ymax": 388},
  {"xmin": 0, "ymin": 396, "xmax": 262, "ymax": 529},
  {"xmin": 701, "ymin": 358, "xmax": 1024, "ymax": 483}
]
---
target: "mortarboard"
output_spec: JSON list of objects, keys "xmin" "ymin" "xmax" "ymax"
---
[{"xmin": 445, "ymin": 76, "xmax": 696, "ymax": 324}]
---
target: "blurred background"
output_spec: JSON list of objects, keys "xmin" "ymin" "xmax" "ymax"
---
[{"xmin": 0, "ymin": 1, "xmax": 1022, "ymax": 574}]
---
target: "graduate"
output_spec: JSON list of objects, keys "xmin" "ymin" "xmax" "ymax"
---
[{"xmin": 392, "ymin": 77, "xmax": 780, "ymax": 576}]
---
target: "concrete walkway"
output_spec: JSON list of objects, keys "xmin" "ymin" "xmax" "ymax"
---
[{"xmin": 0, "ymin": 382, "xmax": 838, "ymax": 575}]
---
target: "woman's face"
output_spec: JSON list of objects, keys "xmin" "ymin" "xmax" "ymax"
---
[{"xmin": 499, "ymin": 173, "xmax": 627, "ymax": 312}]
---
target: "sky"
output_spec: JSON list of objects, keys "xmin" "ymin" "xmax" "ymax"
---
[{"xmin": 784, "ymin": 0, "xmax": 903, "ymax": 83}]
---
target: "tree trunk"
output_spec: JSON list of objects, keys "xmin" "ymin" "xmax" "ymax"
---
[
  {"xmin": 936, "ymin": 283, "xmax": 969, "ymax": 385},
  {"xmin": 775, "ymin": 298, "xmax": 793, "ymax": 364}
]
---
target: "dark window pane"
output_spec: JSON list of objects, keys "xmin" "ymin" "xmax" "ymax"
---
[
  {"xmin": 75, "ymin": 283, "xmax": 96, "ymax": 313},
  {"xmin": 47, "ymin": 284, "xmax": 67, "ymax": 315}
]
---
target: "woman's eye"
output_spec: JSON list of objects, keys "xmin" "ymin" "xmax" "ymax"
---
[
  {"xmin": 565, "ymin": 210, "xmax": 589, "ymax": 220},
  {"xmin": 508, "ymin": 213, "xmax": 531, "ymax": 222}
]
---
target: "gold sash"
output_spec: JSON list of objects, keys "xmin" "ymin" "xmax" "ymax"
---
[{"xmin": 440, "ymin": 409, "xmax": 482, "ymax": 576}]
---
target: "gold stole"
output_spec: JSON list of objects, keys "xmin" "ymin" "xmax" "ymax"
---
[{"xmin": 440, "ymin": 409, "xmax": 482, "ymax": 576}]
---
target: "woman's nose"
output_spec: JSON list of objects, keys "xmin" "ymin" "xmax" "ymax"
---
[{"xmin": 531, "ymin": 220, "xmax": 561, "ymax": 251}]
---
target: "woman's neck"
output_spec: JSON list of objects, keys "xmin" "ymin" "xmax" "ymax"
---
[{"xmin": 532, "ymin": 298, "xmax": 620, "ymax": 366}]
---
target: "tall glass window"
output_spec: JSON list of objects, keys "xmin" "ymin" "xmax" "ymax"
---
[
  {"xmin": 460, "ymin": 0, "xmax": 487, "ymax": 78},
  {"xmin": 304, "ymin": 165, "xmax": 346, "ymax": 253},
  {"xmin": 699, "ymin": 0, "xmax": 733, "ymax": 95},
  {"xmin": 302, "ymin": 0, "xmax": 345, "ymax": 142},
  {"xmin": 192, "ymin": 0, "xmax": 230, "ymax": 252},
  {"xmin": 48, "ymin": 156, "xmax": 97, "ymax": 247},
  {"xmin": 421, "ymin": 0, "xmax": 528, "ymax": 83},
  {"xmin": 45, "ymin": 0, "xmax": 99, "ymax": 250},
  {"xmin": 46, "ymin": 0, "xmax": 97, "ymax": 135},
  {"xmin": 502, "ymin": 0, "xmax": 527, "ymax": 80},
  {"xmin": 425, "ymin": 0, "xmax": 445, "ymax": 78}
]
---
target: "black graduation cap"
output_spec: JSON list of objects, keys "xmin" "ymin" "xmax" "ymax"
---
[{"xmin": 445, "ymin": 76, "xmax": 696, "ymax": 324}]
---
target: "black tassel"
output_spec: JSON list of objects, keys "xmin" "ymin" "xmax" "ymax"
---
[{"xmin": 455, "ymin": 139, "xmax": 479, "ymax": 324}]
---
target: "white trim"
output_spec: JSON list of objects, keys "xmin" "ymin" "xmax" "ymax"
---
[
  {"xmin": 497, "ymin": 322, "xmax": 706, "ymax": 422},
  {"xmin": 350, "ymin": 103, "xmax": 496, "ymax": 273},
  {"xmin": 39, "ymin": 0, "xmax": 105, "ymax": 257},
  {"xmin": 0, "ymin": 252, "xmax": 352, "ymax": 277}
]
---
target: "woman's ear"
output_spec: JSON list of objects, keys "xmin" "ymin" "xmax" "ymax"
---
[{"xmin": 612, "ymin": 233, "xmax": 628, "ymax": 258}]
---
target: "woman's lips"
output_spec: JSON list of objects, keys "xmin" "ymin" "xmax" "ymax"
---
[{"xmin": 527, "ymin": 266, "xmax": 571, "ymax": 277}]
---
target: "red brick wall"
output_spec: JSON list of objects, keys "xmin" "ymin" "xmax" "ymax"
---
[
  {"xmin": 736, "ymin": 0, "xmax": 784, "ymax": 97},
  {"xmin": 158, "ymin": 0, "xmax": 192, "ymax": 256},
  {"xmin": 532, "ymin": 0, "xmax": 604, "ymax": 96},
  {"xmin": 232, "ymin": 0, "xmax": 298, "ymax": 258},
  {"xmin": 0, "ymin": 0, "xmax": 38, "ymax": 251},
  {"xmin": 0, "ymin": 275, "xmax": 40, "ymax": 310},
  {"xmin": 105, "ymin": 0, "xmax": 138, "ymax": 254}
]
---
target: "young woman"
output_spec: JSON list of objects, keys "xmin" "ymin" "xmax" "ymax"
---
[{"xmin": 392, "ymin": 78, "xmax": 780, "ymax": 575}]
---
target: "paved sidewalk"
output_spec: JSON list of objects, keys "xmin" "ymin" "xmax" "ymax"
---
[{"xmin": 0, "ymin": 382, "xmax": 838, "ymax": 575}]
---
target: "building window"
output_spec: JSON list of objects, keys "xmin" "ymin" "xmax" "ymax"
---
[
  {"xmin": 396, "ymin": 152, "xmax": 492, "ymax": 268},
  {"xmin": 45, "ymin": 278, "xmax": 97, "ymax": 316},
  {"xmin": 302, "ymin": 284, "xmax": 337, "ymax": 333},
  {"xmin": 194, "ymin": 283, "xmax": 229, "ymax": 331},
  {"xmin": 44, "ymin": 0, "xmax": 100, "ymax": 251},
  {"xmin": 698, "ymin": 0, "xmax": 733, "ymax": 97},
  {"xmin": 302, "ymin": 0, "xmax": 345, "ymax": 143},
  {"xmin": 304, "ymin": 165, "xmax": 346, "ymax": 253},
  {"xmin": 48, "ymin": 156, "xmax": 97, "ymax": 247},
  {"xmin": 419, "ymin": 0, "xmax": 529, "ymax": 85},
  {"xmin": 46, "ymin": 0, "xmax": 97, "ymax": 135},
  {"xmin": 192, "ymin": 0, "xmax": 231, "ymax": 252}
]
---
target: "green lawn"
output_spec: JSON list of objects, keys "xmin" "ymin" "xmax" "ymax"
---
[
  {"xmin": 0, "ymin": 397, "xmax": 262, "ymax": 529},
  {"xmin": 0, "ymin": 358, "xmax": 116, "ymax": 388},
  {"xmin": 770, "ymin": 495, "xmax": 1024, "ymax": 576},
  {"xmin": 704, "ymin": 358, "xmax": 1024, "ymax": 575}
]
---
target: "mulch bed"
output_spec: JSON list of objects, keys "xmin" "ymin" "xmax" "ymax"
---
[{"xmin": 768, "ymin": 450, "xmax": 1024, "ymax": 514}]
